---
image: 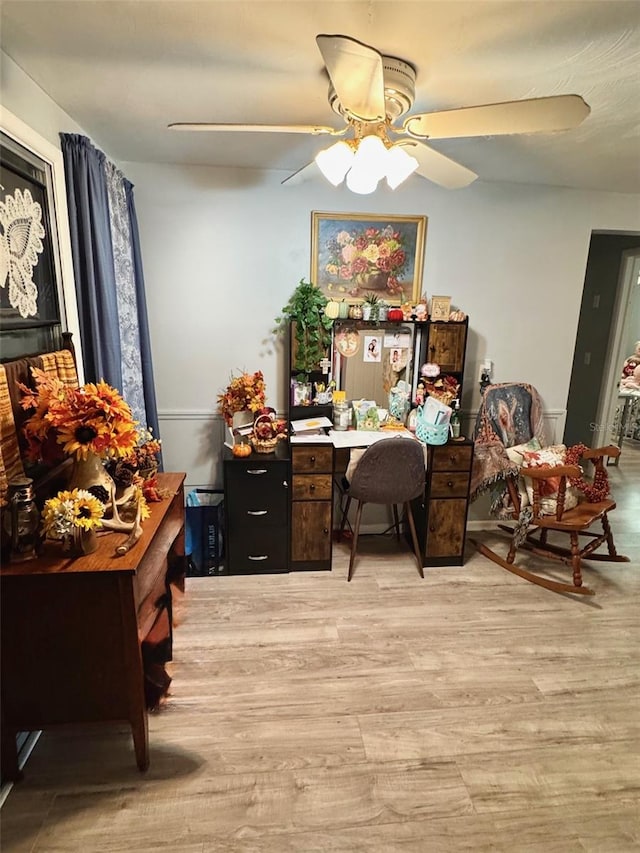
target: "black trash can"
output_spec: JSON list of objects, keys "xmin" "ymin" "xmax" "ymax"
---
[{"xmin": 185, "ymin": 489, "xmax": 226, "ymax": 576}]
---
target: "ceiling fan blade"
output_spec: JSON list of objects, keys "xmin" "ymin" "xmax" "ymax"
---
[
  {"xmin": 402, "ymin": 95, "xmax": 590, "ymax": 139},
  {"xmin": 168, "ymin": 122, "xmax": 342, "ymax": 136},
  {"xmin": 280, "ymin": 161, "xmax": 320, "ymax": 186},
  {"xmin": 316, "ymin": 34, "xmax": 386, "ymax": 122},
  {"xmin": 400, "ymin": 141, "xmax": 477, "ymax": 189}
]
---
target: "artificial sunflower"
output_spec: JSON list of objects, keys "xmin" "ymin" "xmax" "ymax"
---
[
  {"xmin": 42, "ymin": 488, "xmax": 105, "ymax": 540},
  {"xmin": 21, "ymin": 370, "xmax": 139, "ymax": 463}
]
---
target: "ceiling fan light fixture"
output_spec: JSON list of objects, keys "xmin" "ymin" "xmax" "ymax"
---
[
  {"xmin": 315, "ymin": 140, "xmax": 354, "ymax": 186},
  {"xmin": 352, "ymin": 134, "xmax": 388, "ymax": 181},
  {"xmin": 345, "ymin": 162, "xmax": 380, "ymax": 194},
  {"xmin": 385, "ymin": 145, "xmax": 419, "ymax": 190}
]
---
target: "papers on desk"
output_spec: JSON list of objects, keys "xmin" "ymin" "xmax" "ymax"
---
[
  {"xmin": 289, "ymin": 415, "xmax": 333, "ymax": 443},
  {"xmin": 328, "ymin": 428, "xmax": 415, "ymax": 448},
  {"xmin": 291, "ymin": 416, "xmax": 333, "ymax": 432},
  {"xmin": 290, "ymin": 433, "xmax": 334, "ymax": 443}
]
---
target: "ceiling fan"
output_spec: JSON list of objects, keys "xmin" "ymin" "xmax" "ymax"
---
[{"xmin": 168, "ymin": 34, "xmax": 591, "ymax": 193}]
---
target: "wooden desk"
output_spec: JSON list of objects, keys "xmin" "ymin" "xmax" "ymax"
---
[
  {"xmin": 0, "ymin": 472, "xmax": 186, "ymax": 781},
  {"xmin": 305, "ymin": 434, "xmax": 474, "ymax": 569}
]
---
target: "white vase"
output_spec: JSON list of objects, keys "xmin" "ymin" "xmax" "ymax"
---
[
  {"xmin": 232, "ymin": 411, "xmax": 254, "ymax": 431},
  {"xmin": 68, "ymin": 450, "xmax": 114, "ymax": 496}
]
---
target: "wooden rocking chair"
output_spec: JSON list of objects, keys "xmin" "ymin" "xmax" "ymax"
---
[{"xmin": 469, "ymin": 383, "xmax": 629, "ymax": 596}]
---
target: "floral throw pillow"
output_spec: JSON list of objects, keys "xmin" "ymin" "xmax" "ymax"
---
[
  {"xmin": 505, "ymin": 437, "xmax": 542, "ymax": 509},
  {"xmin": 521, "ymin": 444, "xmax": 580, "ymax": 516}
]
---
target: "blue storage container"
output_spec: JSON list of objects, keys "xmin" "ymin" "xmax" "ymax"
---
[{"xmin": 185, "ymin": 489, "xmax": 226, "ymax": 576}]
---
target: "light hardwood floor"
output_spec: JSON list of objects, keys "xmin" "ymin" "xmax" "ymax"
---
[{"xmin": 2, "ymin": 442, "xmax": 639, "ymax": 852}]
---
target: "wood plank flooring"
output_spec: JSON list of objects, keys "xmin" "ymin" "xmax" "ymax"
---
[{"xmin": 2, "ymin": 441, "xmax": 639, "ymax": 852}]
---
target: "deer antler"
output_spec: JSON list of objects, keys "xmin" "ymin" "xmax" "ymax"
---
[{"xmin": 99, "ymin": 483, "xmax": 143, "ymax": 554}]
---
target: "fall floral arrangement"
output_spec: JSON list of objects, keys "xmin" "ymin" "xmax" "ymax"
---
[
  {"xmin": 20, "ymin": 370, "xmax": 138, "ymax": 464},
  {"xmin": 41, "ymin": 488, "xmax": 105, "ymax": 540},
  {"xmin": 323, "ymin": 225, "xmax": 408, "ymax": 296},
  {"xmin": 107, "ymin": 426, "xmax": 162, "ymax": 487},
  {"xmin": 217, "ymin": 370, "xmax": 266, "ymax": 426}
]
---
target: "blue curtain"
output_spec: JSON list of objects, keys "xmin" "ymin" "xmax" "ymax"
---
[
  {"xmin": 60, "ymin": 134, "xmax": 122, "ymax": 388},
  {"xmin": 60, "ymin": 133, "xmax": 160, "ymax": 442}
]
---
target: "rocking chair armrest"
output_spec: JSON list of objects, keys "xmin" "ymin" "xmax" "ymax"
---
[
  {"xmin": 522, "ymin": 464, "xmax": 581, "ymax": 480},
  {"xmin": 582, "ymin": 445, "xmax": 620, "ymax": 465}
]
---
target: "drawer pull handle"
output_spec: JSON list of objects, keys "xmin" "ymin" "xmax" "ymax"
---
[
  {"xmin": 447, "ymin": 480, "xmax": 454, "ymax": 488},
  {"xmin": 449, "ymin": 455, "xmax": 456, "ymax": 463},
  {"xmin": 323, "ymin": 528, "xmax": 329, "ymax": 535},
  {"xmin": 247, "ymin": 469, "xmax": 268, "ymax": 475},
  {"xmin": 310, "ymin": 455, "xmax": 316, "ymax": 464},
  {"xmin": 429, "ymin": 525, "xmax": 436, "ymax": 532},
  {"xmin": 248, "ymin": 555, "xmax": 268, "ymax": 561},
  {"xmin": 247, "ymin": 510, "xmax": 268, "ymax": 516},
  {"xmin": 310, "ymin": 483, "xmax": 316, "ymax": 491},
  {"xmin": 283, "ymin": 480, "xmax": 288, "ymax": 488}
]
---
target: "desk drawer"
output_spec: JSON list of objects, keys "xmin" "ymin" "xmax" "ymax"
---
[
  {"xmin": 430, "ymin": 471, "xmax": 471, "ymax": 498},
  {"xmin": 292, "ymin": 446, "xmax": 333, "ymax": 473},
  {"xmin": 292, "ymin": 473, "xmax": 333, "ymax": 500},
  {"xmin": 431, "ymin": 444, "xmax": 473, "ymax": 472}
]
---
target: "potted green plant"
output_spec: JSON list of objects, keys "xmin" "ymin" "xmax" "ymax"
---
[
  {"xmin": 274, "ymin": 278, "xmax": 334, "ymax": 377},
  {"xmin": 362, "ymin": 291, "xmax": 380, "ymax": 322}
]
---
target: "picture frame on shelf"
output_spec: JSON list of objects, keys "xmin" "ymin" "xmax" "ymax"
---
[
  {"xmin": 430, "ymin": 295, "xmax": 452, "ymax": 322},
  {"xmin": 311, "ymin": 211, "xmax": 427, "ymax": 306}
]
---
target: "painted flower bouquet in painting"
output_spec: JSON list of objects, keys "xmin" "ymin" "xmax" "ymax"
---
[{"xmin": 322, "ymin": 225, "xmax": 408, "ymax": 298}]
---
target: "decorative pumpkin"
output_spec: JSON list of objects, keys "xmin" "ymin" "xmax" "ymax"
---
[
  {"xmin": 387, "ymin": 308, "xmax": 404, "ymax": 322},
  {"xmin": 232, "ymin": 442, "xmax": 252, "ymax": 458},
  {"xmin": 324, "ymin": 300, "xmax": 340, "ymax": 320},
  {"xmin": 349, "ymin": 304, "xmax": 363, "ymax": 319},
  {"xmin": 449, "ymin": 309, "xmax": 466, "ymax": 322}
]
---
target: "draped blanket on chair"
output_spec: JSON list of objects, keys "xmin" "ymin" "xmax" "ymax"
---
[{"xmin": 470, "ymin": 383, "xmax": 546, "ymax": 516}]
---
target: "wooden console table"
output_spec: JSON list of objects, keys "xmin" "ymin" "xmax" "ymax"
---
[{"xmin": 0, "ymin": 472, "xmax": 186, "ymax": 781}]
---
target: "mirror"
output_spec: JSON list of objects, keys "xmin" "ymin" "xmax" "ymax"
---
[{"xmin": 332, "ymin": 321, "xmax": 417, "ymax": 418}]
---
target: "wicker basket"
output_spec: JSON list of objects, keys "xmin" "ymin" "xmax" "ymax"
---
[
  {"xmin": 250, "ymin": 414, "xmax": 284, "ymax": 454},
  {"xmin": 250, "ymin": 435, "xmax": 279, "ymax": 454}
]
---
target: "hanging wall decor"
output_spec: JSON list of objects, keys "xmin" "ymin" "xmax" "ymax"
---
[
  {"xmin": 0, "ymin": 131, "xmax": 63, "ymax": 358},
  {"xmin": 311, "ymin": 211, "xmax": 427, "ymax": 306}
]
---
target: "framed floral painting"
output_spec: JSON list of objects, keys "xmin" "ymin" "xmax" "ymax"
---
[{"xmin": 311, "ymin": 211, "xmax": 427, "ymax": 305}]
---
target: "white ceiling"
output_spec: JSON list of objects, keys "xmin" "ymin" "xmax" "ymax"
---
[{"xmin": 2, "ymin": 0, "xmax": 640, "ymax": 193}]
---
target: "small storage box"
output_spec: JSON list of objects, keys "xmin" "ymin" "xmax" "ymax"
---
[
  {"xmin": 415, "ymin": 419, "xmax": 450, "ymax": 446},
  {"xmin": 185, "ymin": 489, "xmax": 226, "ymax": 576}
]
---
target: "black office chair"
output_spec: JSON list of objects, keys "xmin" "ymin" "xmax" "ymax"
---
[{"xmin": 338, "ymin": 438, "xmax": 426, "ymax": 581}]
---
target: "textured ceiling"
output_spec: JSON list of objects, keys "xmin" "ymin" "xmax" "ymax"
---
[{"xmin": 2, "ymin": 0, "xmax": 640, "ymax": 193}]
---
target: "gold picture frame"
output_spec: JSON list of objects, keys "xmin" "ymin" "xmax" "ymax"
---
[
  {"xmin": 430, "ymin": 295, "xmax": 451, "ymax": 322},
  {"xmin": 311, "ymin": 211, "xmax": 427, "ymax": 306}
]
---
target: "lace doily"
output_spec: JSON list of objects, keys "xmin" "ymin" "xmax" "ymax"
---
[{"xmin": 0, "ymin": 187, "xmax": 45, "ymax": 318}]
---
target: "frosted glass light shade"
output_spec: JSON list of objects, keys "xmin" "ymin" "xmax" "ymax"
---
[
  {"xmin": 352, "ymin": 134, "xmax": 388, "ymax": 180},
  {"xmin": 346, "ymin": 163, "xmax": 379, "ymax": 194},
  {"xmin": 386, "ymin": 145, "xmax": 419, "ymax": 189},
  {"xmin": 315, "ymin": 141, "xmax": 354, "ymax": 186}
]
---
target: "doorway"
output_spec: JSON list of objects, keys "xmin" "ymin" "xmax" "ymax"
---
[{"xmin": 564, "ymin": 233, "xmax": 640, "ymax": 449}]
